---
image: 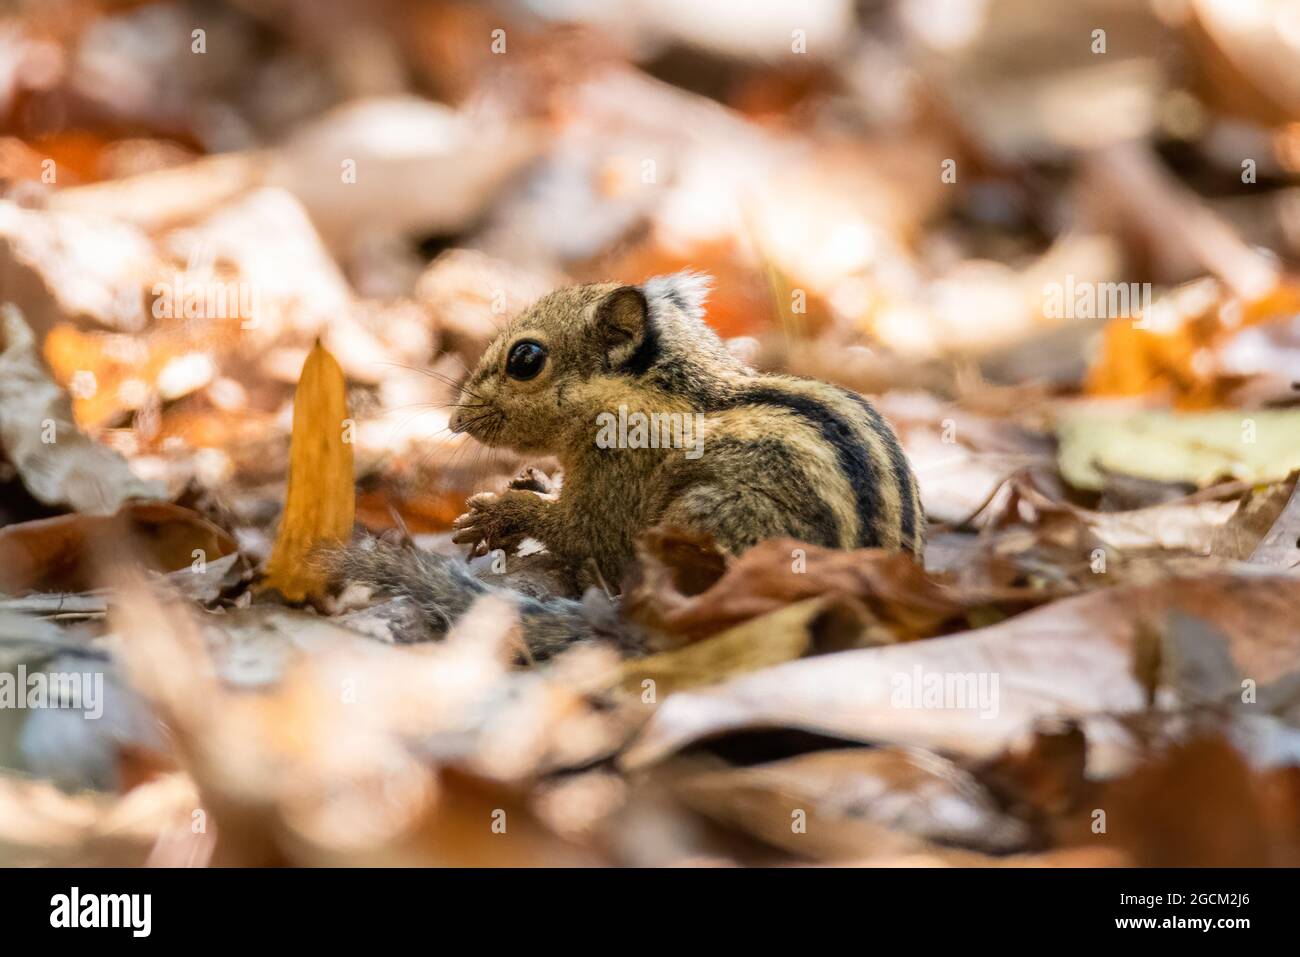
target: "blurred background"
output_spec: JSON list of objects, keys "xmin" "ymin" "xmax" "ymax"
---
[
  {"xmin": 2, "ymin": 0, "xmax": 1300, "ymax": 867},
  {"xmin": 2, "ymin": 0, "xmax": 1299, "ymax": 545}
]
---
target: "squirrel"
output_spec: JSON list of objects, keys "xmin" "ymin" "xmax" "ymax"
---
[{"xmin": 335, "ymin": 272, "xmax": 923, "ymax": 658}]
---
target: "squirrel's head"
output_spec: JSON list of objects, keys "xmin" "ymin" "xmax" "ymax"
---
[{"xmin": 449, "ymin": 271, "xmax": 741, "ymax": 454}]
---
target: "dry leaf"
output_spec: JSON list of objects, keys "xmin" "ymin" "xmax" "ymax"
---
[
  {"xmin": 1085, "ymin": 280, "xmax": 1300, "ymax": 407},
  {"xmin": 0, "ymin": 304, "xmax": 164, "ymax": 512},
  {"xmin": 625, "ymin": 531, "xmax": 1048, "ymax": 645},
  {"xmin": 262, "ymin": 342, "xmax": 355, "ymax": 602},
  {"xmin": 0, "ymin": 201, "xmax": 156, "ymax": 339},
  {"xmin": 614, "ymin": 597, "xmax": 862, "ymax": 700},
  {"xmin": 0, "ymin": 772, "xmax": 206, "ymax": 867},
  {"xmin": 1063, "ymin": 734, "xmax": 1300, "ymax": 866},
  {"xmin": 110, "ymin": 578, "xmax": 617, "ymax": 865},
  {"xmin": 47, "ymin": 152, "xmax": 266, "ymax": 232},
  {"xmin": 0, "ymin": 502, "xmax": 237, "ymax": 594},
  {"xmin": 1212, "ymin": 472, "xmax": 1300, "ymax": 563},
  {"xmin": 990, "ymin": 471, "xmax": 1238, "ymax": 556},
  {"xmin": 622, "ymin": 572, "xmax": 1300, "ymax": 772},
  {"xmin": 1056, "ymin": 406, "xmax": 1300, "ymax": 490},
  {"xmin": 266, "ymin": 97, "xmax": 543, "ymax": 247},
  {"xmin": 162, "ymin": 188, "xmax": 352, "ymax": 347},
  {"xmin": 42, "ymin": 322, "xmax": 224, "ymax": 430},
  {"xmin": 874, "ymin": 392, "xmax": 1055, "ymax": 527},
  {"xmin": 671, "ymin": 748, "xmax": 1030, "ymax": 862}
]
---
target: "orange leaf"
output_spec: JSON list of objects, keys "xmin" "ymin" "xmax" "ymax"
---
[
  {"xmin": 262, "ymin": 342, "xmax": 355, "ymax": 601},
  {"xmin": 0, "ymin": 502, "xmax": 237, "ymax": 594},
  {"xmin": 1085, "ymin": 281, "xmax": 1300, "ymax": 408}
]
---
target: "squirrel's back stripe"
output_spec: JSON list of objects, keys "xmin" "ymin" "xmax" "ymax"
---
[
  {"xmin": 665, "ymin": 435, "xmax": 844, "ymax": 547},
  {"xmin": 839, "ymin": 390, "xmax": 920, "ymax": 555},
  {"xmin": 718, "ymin": 386, "xmax": 883, "ymax": 547},
  {"xmin": 609, "ymin": 313, "xmax": 919, "ymax": 553}
]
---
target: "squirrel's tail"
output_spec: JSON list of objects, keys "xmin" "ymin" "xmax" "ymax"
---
[{"xmin": 327, "ymin": 540, "xmax": 603, "ymax": 660}]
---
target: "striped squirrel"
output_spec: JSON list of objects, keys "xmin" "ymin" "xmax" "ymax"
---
[{"xmin": 337, "ymin": 272, "xmax": 923, "ymax": 657}]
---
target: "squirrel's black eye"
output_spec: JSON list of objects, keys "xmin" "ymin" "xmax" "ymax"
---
[{"xmin": 506, "ymin": 340, "xmax": 547, "ymax": 381}]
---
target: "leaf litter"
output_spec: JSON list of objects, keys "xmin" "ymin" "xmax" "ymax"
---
[{"xmin": 1, "ymin": 0, "xmax": 1300, "ymax": 867}]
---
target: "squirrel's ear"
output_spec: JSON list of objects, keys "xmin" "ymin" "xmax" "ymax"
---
[
  {"xmin": 593, "ymin": 285, "xmax": 650, "ymax": 368},
  {"xmin": 643, "ymin": 271, "xmax": 711, "ymax": 322}
]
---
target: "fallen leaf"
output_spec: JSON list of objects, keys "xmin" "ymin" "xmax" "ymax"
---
[
  {"xmin": 0, "ymin": 772, "xmax": 205, "ymax": 867},
  {"xmin": 988, "ymin": 471, "xmax": 1238, "ymax": 556},
  {"xmin": 1230, "ymin": 473, "xmax": 1300, "ymax": 567},
  {"xmin": 109, "ymin": 578, "xmax": 619, "ymax": 865},
  {"xmin": 161, "ymin": 188, "xmax": 353, "ymax": 347},
  {"xmin": 1064, "ymin": 734, "xmax": 1300, "ymax": 866},
  {"xmin": 46, "ymin": 152, "xmax": 266, "ymax": 232},
  {"xmin": 671, "ymin": 747, "xmax": 1030, "ymax": 862},
  {"xmin": 1192, "ymin": 0, "xmax": 1300, "ymax": 123},
  {"xmin": 0, "ymin": 200, "xmax": 157, "ymax": 339},
  {"xmin": 262, "ymin": 342, "xmax": 355, "ymax": 602},
  {"xmin": 0, "ymin": 502, "xmax": 237, "ymax": 594},
  {"xmin": 1056, "ymin": 406, "xmax": 1300, "ymax": 491},
  {"xmin": 624, "ymin": 531, "xmax": 1051, "ymax": 645},
  {"xmin": 1085, "ymin": 279, "xmax": 1300, "ymax": 407},
  {"xmin": 622, "ymin": 572, "xmax": 1300, "ymax": 772},
  {"xmin": 918, "ymin": 1, "xmax": 1169, "ymax": 162},
  {"xmin": 0, "ymin": 304, "xmax": 164, "ymax": 512},
  {"xmin": 874, "ymin": 391, "xmax": 1055, "ymax": 526},
  {"xmin": 42, "ymin": 322, "xmax": 222, "ymax": 430},
  {"xmin": 266, "ymin": 97, "xmax": 544, "ymax": 247},
  {"xmin": 614, "ymin": 598, "xmax": 863, "ymax": 700}
]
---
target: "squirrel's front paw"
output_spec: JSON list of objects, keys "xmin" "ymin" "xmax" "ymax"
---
[
  {"xmin": 506, "ymin": 466, "xmax": 560, "ymax": 497},
  {"xmin": 451, "ymin": 490, "xmax": 542, "ymax": 553}
]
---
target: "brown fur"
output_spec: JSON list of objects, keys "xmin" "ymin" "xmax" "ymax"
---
[
  {"xmin": 448, "ymin": 273, "xmax": 924, "ymax": 583},
  {"xmin": 339, "ymin": 273, "xmax": 924, "ymax": 658}
]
